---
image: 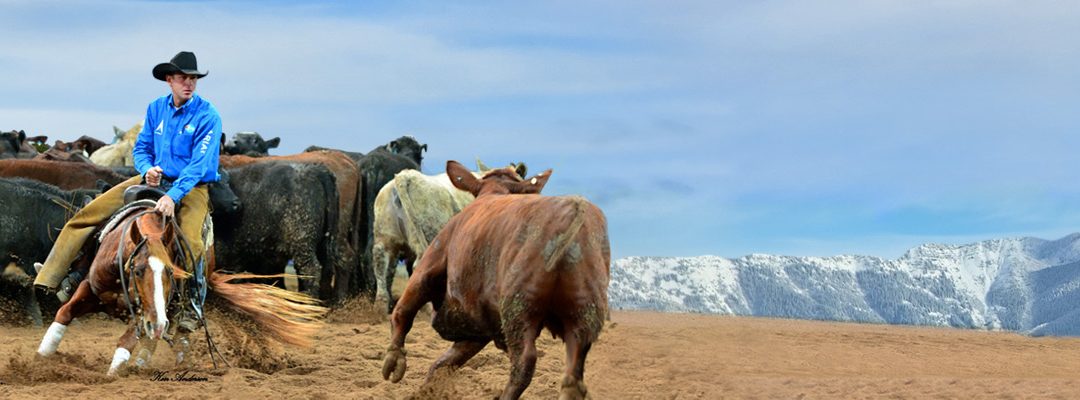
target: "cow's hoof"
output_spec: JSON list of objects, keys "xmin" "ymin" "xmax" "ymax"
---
[
  {"xmin": 381, "ymin": 346, "xmax": 407, "ymax": 383},
  {"xmin": 558, "ymin": 376, "xmax": 588, "ymax": 400}
]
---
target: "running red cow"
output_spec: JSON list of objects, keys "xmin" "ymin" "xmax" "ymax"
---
[{"xmin": 382, "ymin": 160, "xmax": 611, "ymax": 400}]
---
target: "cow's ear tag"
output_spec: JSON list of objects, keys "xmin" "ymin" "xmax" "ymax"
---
[
  {"xmin": 456, "ymin": 177, "xmax": 462, "ymax": 182},
  {"xmin": 531, "ymin": 178, "xmax": 537, "ymax": 185}
]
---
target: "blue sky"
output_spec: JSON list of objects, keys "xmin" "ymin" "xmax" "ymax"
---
[{"xmin": 3, "ymin": 1, "xmax": 1079, "ymax": 259}]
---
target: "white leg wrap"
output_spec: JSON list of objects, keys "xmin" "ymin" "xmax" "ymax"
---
[
  {"xmin": 107, "ymin": 347, "xmax": 131, "ymax": 376},
  {"xmin": 36, "ymin": 322, "xmax": 67, "ymax": 356}
]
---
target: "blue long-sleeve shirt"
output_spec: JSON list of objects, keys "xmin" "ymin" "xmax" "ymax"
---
[{"xmin": 132, "ymin": 93, "xmax": 222, "ymax": 202}]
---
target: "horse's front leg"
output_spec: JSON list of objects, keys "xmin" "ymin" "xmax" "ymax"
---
[
  {"xmin": 170, "ymin": 330, "xmax": 194, "ymax": 368},
  {"xmin": 132, "ymin": 334, "xmax": 160, "ymax": 370},
  {"xmin": 37, "ymin": 280, "xmax": 99, "ymax": 356},
  {"xmin": 108, "ymin": 322, "xmax": 139, "ymax": 376}
]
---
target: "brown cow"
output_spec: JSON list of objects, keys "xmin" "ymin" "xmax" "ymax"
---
[
  {"xmin": 33, "ymin": 141, "xmax": 93, "ymax": 163},
  {"xmin": 52, "ymin": 136, "xmax": 107, "ymax": 157},
  {"xmin": 382, "ymin": 161, "xmax": 611, "ymax": 400},
  {"xmin": 0, "ymin": 159, "xmax": 127, "ymax": 190}
]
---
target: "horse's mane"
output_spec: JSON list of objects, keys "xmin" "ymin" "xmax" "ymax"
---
[{"xmin": 99, "ymin": 200, "xmax": 158, "ymax": 242}]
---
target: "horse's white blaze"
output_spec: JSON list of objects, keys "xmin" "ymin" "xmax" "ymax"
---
[
  {"xmin": 36, "ymin": 321, "xmax": 67, "ymax": 356},
  {"xmin": 148, "ymin": 256, "xmax": 168, "ymax": 336},
  {"xmin": 107, "ymin": 347, "xmax": 131, "ymax": 376}
]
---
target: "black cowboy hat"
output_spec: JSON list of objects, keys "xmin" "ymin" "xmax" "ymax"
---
[{"xmin": 152, "ymin": 51, "xmax": 209, "ymax": 81}]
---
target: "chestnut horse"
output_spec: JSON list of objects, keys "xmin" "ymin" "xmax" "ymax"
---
[{"xmin": 36, "ymin": 200, "xmax": 326, "ymax": 375}]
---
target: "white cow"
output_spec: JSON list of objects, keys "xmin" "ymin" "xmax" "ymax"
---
[
  {"xmin": 372, "ymin": 161, "xmax": 526, "ymax": 310},
  {"xmin": 89, "ymin": 123, "xmax": 141, "ymax": 167}
]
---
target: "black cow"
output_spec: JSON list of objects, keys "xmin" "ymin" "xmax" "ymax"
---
[
  {"xmin": 214, "ymin": 161, "xmax": 339, "ymax": 300},
  {"xmin": 0, "ymin": 178, "xmax": 100, "ymax": 326},
  {"xmin": 223, "ymin": 131, "xmax": 280, "ymax": 157},
  {"xmin": 354, "ymin": 136, "xmax": 425, "ymax": 295},
  {"xmin": 0, "ymin": 130, "xmax": 47, "ymax": 159}
]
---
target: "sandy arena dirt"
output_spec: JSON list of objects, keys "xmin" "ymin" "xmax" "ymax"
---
[{"xmin": 2, "ymin": 298, "xmax": 1080, "ymax": 399}]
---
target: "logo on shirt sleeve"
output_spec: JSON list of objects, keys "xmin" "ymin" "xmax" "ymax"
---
[
  {"xmin": 200, "ymin": 131, "xmax": 213, "ymax": 154},
  {"xmin": 154, "ymin": 121, "xmax": 163, "ymax": 135}
]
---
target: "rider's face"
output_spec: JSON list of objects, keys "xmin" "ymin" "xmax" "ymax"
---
[{"xmin": 166, "ymin": 73, "xmax": 198, "ymax": 106}]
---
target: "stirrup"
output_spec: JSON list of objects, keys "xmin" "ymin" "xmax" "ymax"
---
[
  {"xmin": 176, "ymin": 306, "xmax": 201, "ymax": 333},
  {"xmin": 56, "ymin": 270, "xmax": 84, "ymax": 303}
]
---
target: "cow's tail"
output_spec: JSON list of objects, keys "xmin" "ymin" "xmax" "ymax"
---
[
  {"xmin": 316, "ymin": 167, "xmax": 340, "ymax": 298},
  {"xmin": 208, "ymin": 271, "xmax": 328, "ymax": 347},
  {"xmin": 544, "ymin": 197, "xmax": 589, "ymax": 272},
  {"xmin": 395, "ymin": 174, "xmax": 431, "ymax": 253}
]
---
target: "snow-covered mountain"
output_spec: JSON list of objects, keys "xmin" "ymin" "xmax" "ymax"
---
[{"xmin": 610, "ymin": 233, "xmax": 1080, "ymax": 336}]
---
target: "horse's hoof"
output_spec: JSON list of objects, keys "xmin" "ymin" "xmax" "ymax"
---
[{"xmin": 381, "ymin": 346, "xmax": 407, "ymax": 383}]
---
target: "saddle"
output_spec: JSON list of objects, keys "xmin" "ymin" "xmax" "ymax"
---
[{"xmin": 123, "ymin": 184, "xmax": 167, "ymax": 204}]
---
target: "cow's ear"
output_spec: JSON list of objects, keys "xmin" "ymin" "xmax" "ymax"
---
[
  {"xmin": 476, "ymin": 158, "xmax": 490, "ymax": 172},
  {"xmin": 96, "ymin": 179, "xmax": 113, "ymax": 193},
  {"xmin": 447, "ymin": 160, "xmax": 482, "ymax": 195},
  {"xmin": 514, "ymin": 162, "xmax": 527, "ymax": 179},
  {"xmin": 266, "ymin": 137, "xmax": 280, "ymax": 149},
  {"xmin": 421, "ymin": 144, "xmax": 428, "ymax": 152},
  {"xmin": 17, "ymin": 130, "xmax": 26, "ymax": 142},
  {"xmin": 509, "ymin": 169, "xmax": 552, "ymax": 194}
]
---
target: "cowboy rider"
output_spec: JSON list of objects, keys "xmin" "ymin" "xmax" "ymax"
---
[{"xmin": 34, "ymin": 51, "xmax": 221, "ymax": 333}]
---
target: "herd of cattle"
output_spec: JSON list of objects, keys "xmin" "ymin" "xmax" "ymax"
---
[
  {"xmin": 2, "ymin": 125, "xmax": 446, "ymax": 321},
  {"xmin": 1, "ymin": 125, "xmax": 612, "ymax": 399}
]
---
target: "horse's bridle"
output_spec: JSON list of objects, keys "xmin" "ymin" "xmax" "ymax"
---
[{"xmin": 114, "ymin": 206, "xmax": 179, "ymax": 339}]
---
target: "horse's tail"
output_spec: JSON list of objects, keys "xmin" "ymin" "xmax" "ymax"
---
[{"xmin": 208, "ymin": 271, "xmax": 327, "ymax": 347}]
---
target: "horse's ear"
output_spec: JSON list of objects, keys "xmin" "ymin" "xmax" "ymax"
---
[
  {"xmin": 162, "ymin": 217, "xmax": 176, "ymax": 249},
  {"xmin": 128, "ymin": 216, "xmax": 143, "ymax": 249}
]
